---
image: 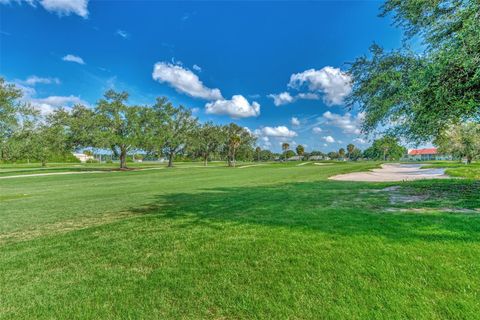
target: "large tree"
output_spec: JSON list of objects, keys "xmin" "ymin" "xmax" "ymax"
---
[
  {"xmin": 94, "ymin": 90, "xmax": 145, "ymax": 169},
  {"xmin": 0, "ymin": 78, "xmax": 37, "ymax": 161},
  {"xmin": 150, "ymin": 97, "xmax": 198, "ymax": 167},
  {"xmin": 348, "ymin": 1, "xmax": 480, "ymax": 143},
  {"xmin": 65, "ymin": 105, "xmax": 99, "ymax": 151},
  {"xmin": 193, "ymin": 121, "xmax": 223, "ymax": 166}
]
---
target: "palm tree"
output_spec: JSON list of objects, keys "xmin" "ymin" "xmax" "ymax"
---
[
  {"xmin": 296, "ymin": 145, "xmax": 305, "ymax": 159},
  {"xmin": 282, "ymin": 142, "xmax": 290, "ymax": 161},
  {"xmin": 347, "ymin": 143, "xmax": 355, "ymax": 160},
  {"xmin": 229, "ymin": 135, "xmax": 241, "ymax": 167}
]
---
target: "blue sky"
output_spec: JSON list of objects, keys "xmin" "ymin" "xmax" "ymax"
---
[{"xmin": 0, "ymin": 0, "xmax": 403, "ymax": 152}]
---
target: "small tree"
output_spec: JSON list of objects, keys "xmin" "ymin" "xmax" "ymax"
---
[
  {"xmin": 285, "ymin": 150, "xmax": 295, "ymax": 159},
  {"xmin": 282, "ymin": 142, "xmax": 290, "ymax": 161},
  {"xmin": 259, "ymin": 149, "xmax": 275, "ymax": 161},
  {"xmin": 346, "ymin": 143, "xmax": 355, "ymax": 160},
  {"xmin": 435, "ymin": 122, "xmax": 480, "ymax": 164},
  {"xmin": 296, "ymin": 145, "xmax": 305, "ymax": 158},
  {"xmin": 223, "ymin": 123, "xmax": 255, "ymax": 167},
  {"xmin": 193, "ymin": 121, "xmax": 223, "ymax": 166},
  {"xmin": 228, "ymin": 135, "xmax": 241, "ymax": 167},
  {"xmin": 327, "ymin": 151, "xmax": 339, "ymax": 159},
  {"xmin": 338, "ymin": 148, "xmax": 346, "ymax": 159},
  {"xmin": 349, "ymin": 148, "xmax": 363, "ymax": 161},
  {"xmin": 363, "ymin": 136, "xmax": 406, "ymax": 160},
  {"xmin": 94, "ymin": 90, "xmax": 145, "ymax": 169},
  {"xmin": 147, "ymin": 97, "xmax": 198, "ymax": 168}
]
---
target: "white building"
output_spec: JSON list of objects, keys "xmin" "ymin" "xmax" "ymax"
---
[{"xmin": 73, "ymin": 153, "xmax": 94, "ymax": 163}]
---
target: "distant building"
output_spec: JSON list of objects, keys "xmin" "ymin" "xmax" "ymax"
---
[
  {"xmin": 406, "ymin": 148, "xmax": 451, "ymax": 161},
  {"xmin": 287, "ymin": 155, "xmax": 303, "ymax": 161},
  {"xmin": 73, "ymin": 153, "xmax": 94, "ymax": 163}
]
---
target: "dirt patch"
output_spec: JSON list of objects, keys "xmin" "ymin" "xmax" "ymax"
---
[{"xmin": 384, "ymin": 207, "xmax": 480, "ymax": 214}]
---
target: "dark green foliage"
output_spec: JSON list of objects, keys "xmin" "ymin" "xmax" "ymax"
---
[
  {"xmin": 296, "ymin": 144, "xmax": 305, "ymax": 156},
  {"xmin": 284, "ymin": 150, "xmax": 295, "ymax": 159},
  {"xmin": 363, "ymin": 135, "xmax": 406, "ymax": 160},
  {"xmin": 348, "ymin": 1, "xmax": 480, "ymax": 142}
]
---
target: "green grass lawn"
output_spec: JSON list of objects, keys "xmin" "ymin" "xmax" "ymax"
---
[
  {"xmin": 1, "ymin": 162, "xmax": 479, "ymax": 319},
  {"xmin": 424, "ymin": 161, "xmax": 480, "ymax": 179}
]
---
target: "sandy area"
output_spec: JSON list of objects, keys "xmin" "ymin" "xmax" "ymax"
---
[{"xmin": 329, "ymin": 163, "xmax": 449, "ymax": 182}]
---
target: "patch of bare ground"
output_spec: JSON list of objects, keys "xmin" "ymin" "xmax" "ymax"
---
[
  {"xmin": 384, "ymin": 208, "xmax": 480, "ymax": 214},
  {"xmin": 371, "ymin": 184, "xmax": 480, "ymax": 215}
]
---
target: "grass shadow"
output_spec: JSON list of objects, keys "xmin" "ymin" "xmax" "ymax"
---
[{"xmin": 131, "ymin": 179, "xmax": 480, "ymax": 243}]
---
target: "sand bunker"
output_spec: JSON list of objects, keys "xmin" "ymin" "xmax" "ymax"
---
[{"xmin": 329, "ymin": 163, "xmax": 449, "ymax": 182}]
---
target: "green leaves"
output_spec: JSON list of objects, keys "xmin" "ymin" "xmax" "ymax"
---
[
  {"xmin": 349, "ymin": 1, "xmax": 480, "ymax": 142},
  {"xmin": 363, "ymin": 136, "xmax": 406, "ymax": 160},
  {"xmin": 435, "ymin": 122, "xmax": 480, "ymax": 163}
]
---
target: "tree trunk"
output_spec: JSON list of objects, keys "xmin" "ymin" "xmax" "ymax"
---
[
  {"xmin": 119, "ymin": 148, "xmax": 127, "ymax": 169},
  {"xmin": 204, "ymin": 153, "xmax": 208, "ymax": 166},
  {"xmin": 467, "ymin": 156, "xmax": 472, "ymax": 164},
  {"xmin": 168, "ymin": 151, "xmax": 174, "ymax": 167},
  {"xmin": 41, "ymin": 159, "xmax": 46, "ymax": 167},
  {"xmin": 232, "ymin": 151, "xmax": 236, "ymax": 167}
]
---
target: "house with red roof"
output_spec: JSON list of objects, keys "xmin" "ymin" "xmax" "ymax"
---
[{"xmin": 406, "ymin": 148, "xmax": 451, "ymax": 161}]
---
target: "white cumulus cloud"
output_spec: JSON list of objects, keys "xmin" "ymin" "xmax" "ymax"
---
[
  {"xmin": 267, "ymin": 91, "xmax": 320, "ymax": 106},
  {"xmin": 255, "ymin": 126, "xmax": 297, "ymax": 138},
  {"xmin": 297, "ymin": 92, "xmax": 320, "ymax": 100},
  {"xmin": 268, "ymin": 92, "xmax": 294, "ymax": 106},
  {"xmin": 205, "ymin": 95, "xmax": 260, "ymax": 118},
  {"xmin": 291, "ymin": 117, "xmax": 300, "ymax": 126},
  {"xmin": 312, "ymin": 127, "xmax": 323, "ymax": 134},
  {"xmin": 322, "ymin": 111, "xmax": 364, "ymax": 135},
  {"xmin": 288, "ymin": 66, "xmax": 351, "ymax": 106},
  {"xmin": 322, "ymin": 135, "xmax": 335, "ymax": 143},
  {"xmin": 62, "ymin": 54, "xmax": 85, "ymax": 64},
  {"xmin": 30, "ymin": 95, "xmax": 88, "ymax": 115},
  {"xmin": 40, "ymin": 0, "xmax": 89, "ymax": 18},
  {"xmin": 354, "ymin": 137, "xmax": 368, "ymax": 144},
  {"xmin": 152, "ymin": 62, "xmax": 222, "ymax": 100},
  {"xmin": 1, "ymin": 0, "xmax": 89, "ymax": 17}
]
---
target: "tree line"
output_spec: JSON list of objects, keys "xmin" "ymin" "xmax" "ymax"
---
[
  {"xmin": 0, "ymin": 79, "xmax": 256, "ymax": 168},
  {"xmin": 276, "ymin": 136, "xmax": 405, "ymax": 162},
  {"xmin": 1, "ymin": 78, "xmax": 413, "ymax": 167}
]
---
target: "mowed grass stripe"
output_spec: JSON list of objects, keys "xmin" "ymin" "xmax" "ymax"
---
[{"xmin": 1, "ymin": 162, "xmax": 479, "ymax": 319}]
